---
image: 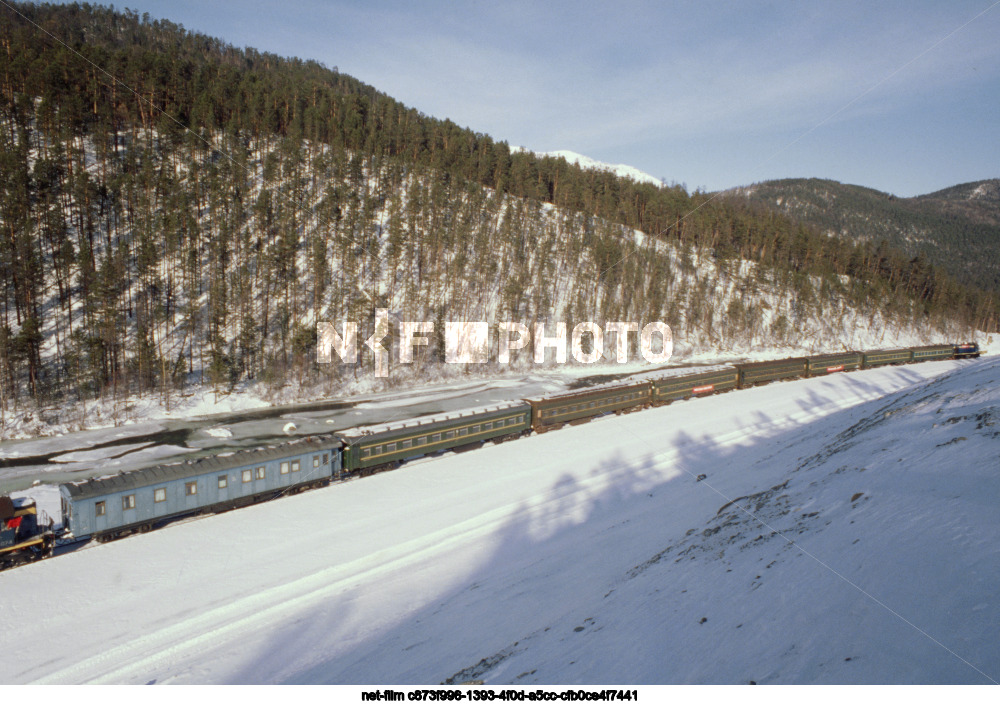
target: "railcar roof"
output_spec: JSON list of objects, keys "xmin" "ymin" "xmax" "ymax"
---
[
  {"xmin": 625, "ymin": 363, "xmax": 737, "ymax": 382},
  {"xmin": 336, "ymin": 401, "xmax": 531, "ymax": 439},
  {"xmin": 806, "ymin": 351, "xmax": 862, "ymax": 360},
  {"xmin": 62, "ymin": 435, "xmax": 338, "ymax": 499},
  {"xmin": 524, "ymin": 377, "xmax": 653, "ymax": 403},
  {"xmin": 735, "ymin": 357, "xmax": 809, "ymax": 368}
]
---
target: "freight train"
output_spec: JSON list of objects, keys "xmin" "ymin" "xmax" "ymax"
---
[{"xmin": 0, "ymin": 342, "xmax": 983, "ymax": 569}]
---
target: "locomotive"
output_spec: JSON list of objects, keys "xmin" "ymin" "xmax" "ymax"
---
[
  {"xmin": 0, "ymin": 341, "xmax": 984, "ymax": 568},
  {"xmin": 0, "ymin": 495, "xmax": 55, "ymax": 569}
]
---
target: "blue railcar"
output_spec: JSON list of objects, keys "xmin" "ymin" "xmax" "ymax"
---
[{"xmin": 60, "ymin": 436, "xmax": 341, "ymax": 541}]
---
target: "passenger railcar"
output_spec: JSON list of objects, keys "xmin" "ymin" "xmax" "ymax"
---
[
  {"xmin": 735, "ymin": 357, "xmax": 808, "ymax": 387},
  {"xmin": 646, "ymin": 365, "xmax": 739, "ymax": 404},
  {"xmin": 525, "ymin": 379, "xmax": 651, "ymax": 432},
  {"xmin": 911, "ymin": 344, "xmax": 955, "ymax": 363},
  {"xmin": 336, "ymin": 402, "xmax": 531, "ymax": 476},
  {"xmin": 862, "ymin": 348, "xmax": 913, "ymax": 367},
  {"xmin": 806, "ymin": 352, "xmax": 863, "ymax": 377},
  {"xmin": 61, "ymin": 436, "xmax": 339, "ymax": 541}
]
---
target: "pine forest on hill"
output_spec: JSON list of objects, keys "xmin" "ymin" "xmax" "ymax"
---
[
  {"xmin": 0, "ymin": 2, "xmax": 997, "ymax": 419},
  {"xmin": 722, "ymin": 178, "xmax": 1000, "ymax": 293}
]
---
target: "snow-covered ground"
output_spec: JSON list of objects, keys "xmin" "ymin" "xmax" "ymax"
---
[{"xmin": 1, "ymin": 357, "xmax": 998, "ymax": 684}]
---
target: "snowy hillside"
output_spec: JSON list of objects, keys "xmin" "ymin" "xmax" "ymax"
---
[
  {"xmin": 532, "ymin": 149, "xmax": 665, "ymax": 187},
  {"xmin": 1, "ymin": 357, "xmax": 998, "ymax": 684}
]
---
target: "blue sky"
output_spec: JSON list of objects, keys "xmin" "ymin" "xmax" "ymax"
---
[{"xmin": 38, "ymin": 0, "xmax": 1000, "ymax": 196}]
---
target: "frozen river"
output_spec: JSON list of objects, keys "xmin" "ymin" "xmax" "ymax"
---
[{"xmin": 0, "ymin": 375, "xmax": 566, "ymax": 493}]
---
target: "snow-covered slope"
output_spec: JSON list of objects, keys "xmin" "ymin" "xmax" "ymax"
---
[
  {"xmin": 1, "ymin": 359, "xmax": 998, "ymax": 684},
  {"xmin": 530, "ymin": 148, "xmax": 665, "ymax": 187}
]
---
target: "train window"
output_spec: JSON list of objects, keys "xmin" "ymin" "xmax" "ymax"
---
[
  {"xmin": 483, "ymin": 422, "xmax": 492, "ymax": 430},
  {"xmin": 95, "ymin": 501, "xmax": 106, "ymax": 516},
  {"xmin": 291, "ymin": 461, "xmax": 300, "ymax": 472},
  {"xmin": 416, "ymin": 437, "xmax": 427, "ymax": 445},
  {"xmin": 362, "ymin": 448, "xmax": 371, "ymax": 458},
  {"xmin": 472, "ymin": 425, "xmax": 480, "ymax": 433},
  {"xmin": 154, "ymin": 488, "xmax": 166, "ymax": 503},
  {"xmin": 185, "ymin": 482, "xmax": 197, "ymax": 496},
  {"xmin": 122, "ymin": 495, "xmax": 135, "ymax": 510},
  {"xmin": 218, "ymin": 475, "xmax": 228, "ymax": 489},
  {"xmin": 242, "ymin": 469, "xmax": 252, "ymax": 483},
  {"xmin": 432, "ymin": 433, "xmax": 441, "ymax": 442},
  {"xmin": 402, "ymin": 439, "xmax": 413, "ymax": 448},
  {"xmin": 323, "ymin": 453, "xmax": 329, "ymax": 464},
  {"xmin": 458, "ymin": 428, "xmax": 467, "ymax": 436},
  {"xmin": 256, "ymin": 466, "xmax": 266, "ymax": 479},
  {"xmin": 313, "ymin": 455, "xmax": 320, "ymax": 468},
  {"xmin": 444, "ymin": 431, "xmax": 454, "ymax": 440},
  {"xmin": 387, "ymin": 443, "xmax": 397, "ymax": 452},
  {"xmin": 281, "ymin": 461, "xmax": 290, "ymax": 474}
]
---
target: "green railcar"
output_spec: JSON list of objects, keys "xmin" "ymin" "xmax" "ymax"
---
[
  {"xmin": 525, "ymin": 380, "xmax": 651, "ymax": 432},
  {"xmin": 648, "ymin": 365, "xmax": 739, "ymax": 404},
  {"xmin": 736, "ymin": 357, "xmax": 808, "ymax": 387},
  {"xmin": 862, "ymin": 348, "xmax": 913, "ymax": 367},
  {"xmin": 806, "ymin": 352, "xmax": 863, "ymax": 377},
  {"xmin": 910, "ymin": 344, "xmax": 954, "ymax": 363},
  {"xmin": 337, "ymin": 402, "xmax": 532, "ymax": 475}
]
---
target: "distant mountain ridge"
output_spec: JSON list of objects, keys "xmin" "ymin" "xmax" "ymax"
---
[
  {"xmin": 721, "ymin": 178, "xmax": 1000, "ymax": 292},
  {"xmin": 916, "ymin": 179, "xmax": 1000, "ymax": 226}
]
